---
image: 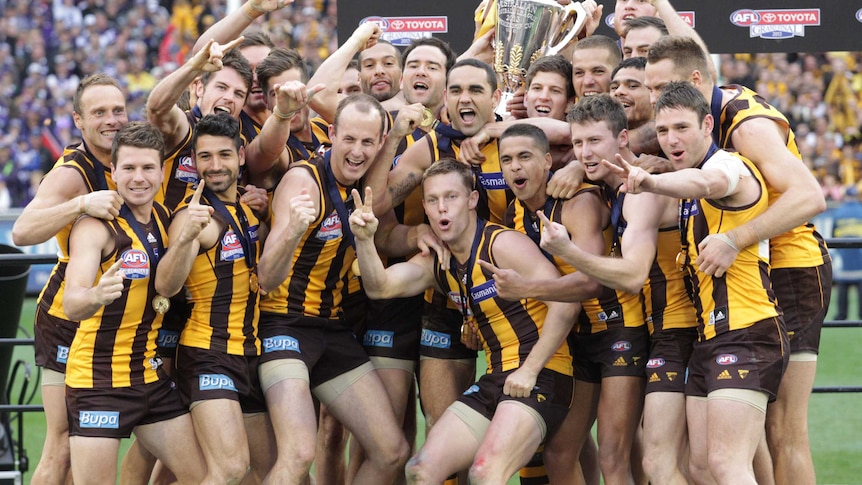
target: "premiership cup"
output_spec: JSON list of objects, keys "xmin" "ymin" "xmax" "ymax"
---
[{"xmin": 494, "ymin": 0, "xmax": 587, "ymax": 116}]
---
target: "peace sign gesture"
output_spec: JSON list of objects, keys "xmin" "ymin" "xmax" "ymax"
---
[
  {"xmin": 348, "ymin": 187, "xmax": 378, "ymax": 241},
  {"xmin": 601, "ymin": 154, "xmax": 655, "ymax": 194}
]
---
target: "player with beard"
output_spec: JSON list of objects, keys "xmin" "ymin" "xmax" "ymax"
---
[
  {"xmin": 611, "ymin": 56, "xmax": 662, "ymax": 156},
  {"xmin": 12, "ymin": 73, "xmax": 126, "ymax": 485},
  {"xmin": 360, "ymin": 40, "xmax": 406, "ymax": 110},
  {"xmin": 645, "ymin": 38, "xmax": 830, "ymax": 485}
]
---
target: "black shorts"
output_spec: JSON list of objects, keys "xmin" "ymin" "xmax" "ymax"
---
[
  {"xmin": 458, "ymin": 368, "xmax": 573, "ymax": 441},
  {"xmin": 175, "ymin": 345, "xmax": 267, "ymax": 413},
  {"xmin": 771, "ymin": 263, "xmax": 831, "ymax": 354},
  {"xmin": 66, "ymin": 379, "xmax": 188, "ymax": 438},
  {"xmin": 685, "ymin": 317, "xmax": 789, "ymax": 402},
  {"xmin": 341, "ymin": 288, "xmax": 369, "ymax": 336},
  {"xmin": 34, "ymin": 307, "xmax": 77, "ymax": 373},
  {"xmin": 156, "ymin": 293, "xmax": 192, "ymax": 359},
  {"xmin": 258, "ymin": 312, "xmax": 370, "ymax": 387},
  {"xmin": 572, "ymin": 326, "xmax": 650, "ymax": 383},
  {"xmin": 645, "ymin": 327, "xmax": 697, "ymax": 394},
  {"xmin": 360, "ymin": 295, "xmax": 422, "ymax": 361},
  {"xmin": 419, "ymin": 297, "xmax": 477, "ymax": 360}
]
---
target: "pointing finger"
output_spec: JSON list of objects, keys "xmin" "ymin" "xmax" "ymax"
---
[
  {"xmin": 191, "ymin": 180, "xmax": 206, "ymax": 205},
  {"xmin": 221, "ymin": 36, "xmax": 245, "ymax": 52},
  {"xmin": 106, "ymin": 259, "xmax": 123, "ymax": 275},
  {"xmin": 477, "ymin": 259, "xmax": 500, "ymax": 275}
]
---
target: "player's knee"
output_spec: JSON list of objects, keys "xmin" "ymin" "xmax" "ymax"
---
[
  {"xmin": 371, "ymin": 435, "xmax": 410, "ymax": 470},
  {"xmin": 405, "ymin": 452, "xmax": 432, "ymax": 484}
]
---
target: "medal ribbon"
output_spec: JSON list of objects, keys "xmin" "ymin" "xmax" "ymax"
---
[
  {"xmin": 449, "ymin": 219, "xmax": 486, "ymax": 323},
  {"xmin": 80, "ymin": 140, "xmax": 109, "ymax": 190},
  {"xmin": 322, "ymin": 151, "xmax": 356, "ymax": 248},
  {"xmin": 521, "ymin": 197, "xmax": 556, "ymax": 263}
]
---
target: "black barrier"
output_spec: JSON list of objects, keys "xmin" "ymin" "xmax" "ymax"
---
[
  {"xmin": 0, "ymin": 247, "xmax": 29, "ymax": 404},
  {"xmin": 338, "ymin": 0, "xmax": 862, "ymax": 58}
]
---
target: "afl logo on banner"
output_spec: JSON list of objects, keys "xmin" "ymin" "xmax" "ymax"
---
[
  {"xmin": 730, "ymin": 8, "xmax": 820, "ymax": 39},
  {"xmin": 360, "ymin": 16, "xmax": 449, "ymax": 46}
]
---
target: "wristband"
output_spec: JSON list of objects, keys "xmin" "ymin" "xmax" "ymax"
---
[
  {"xmin": 711, "ymin": 233, "xmax": 739, "ymax": 252},
  {"xmin": 273, "ymin": 106, "xmax": 298, "ymax": 120},
  {"xmin": 248, "ymin": 1, "xmax": 268, "ymax": 13}
]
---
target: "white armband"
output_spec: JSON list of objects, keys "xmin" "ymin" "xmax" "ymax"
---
[{"xmin": 703, "ymin": 151, "xmax": 748, "ymax": 198}]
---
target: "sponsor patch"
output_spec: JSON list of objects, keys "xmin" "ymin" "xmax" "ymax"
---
[
  {"xmin": 175, "ymin": 156, "xmax": 199, "ymax": 184},
  {"xmin": 56, "ymin": 345, "xmax": 69, "ymax": 364},
  {"xmin": 716, "ymin": 354, "xmax": 738, "ymax": 365},
  {"xmin": 316, "ymin": 211, "xmax": 343, "ymax": 241},
  {"xmin": 611, "ymin": 340, "xmax": 632, "ymax": 352},
  {"xmin": 262, "ymin": 335, "xmax": 300, "ymax": 353},
  {"xmin": 157, "ymin": 329, "xmax": 179, "ymax": 349},
  {"xmin": 421, "ymin": 329, "xmax": 451, "ymax": 349},
  {"xmin": 470, "ymin": 279, "xmax": 497, "ymax": 303},
  {"xmin": 646, "ymin": 358, "xmax": 665, "ymax": 368},
  {"xmin": 120, "ymin": 249, "xmax": 149, "ymax": 279},
  {"xmin": 220, "ymin": 229, "xmax": 245, "ymax": 261},
  {"xmin": 730, "ymin": 8, "xmax": 820, "ymax": 39},
  {"xmin": 363, "ymin": 330, "xmax": 395, "ymax": 348},
  {"xmin": 199, "ymin": 373, "xmax": 238, "ymax": 391},
  {"xmin": 476, "ymin": 172, "xmax": 509, "ymax": 190},
  {"xmin": 79, "ymin": 410, "xmax": 120, "ymax": 429},
  {"xmin": 463, "ymin": 384, "xmax": 480, "ymax": 395},
  {"xmin": 360, "ymin": 16, "xmax": 448, "ymax": 46}
]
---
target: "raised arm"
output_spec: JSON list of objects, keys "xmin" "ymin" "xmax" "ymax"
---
[
  {"xmin": 193, "ymin": 0, "xmax": 293, "ymax": 54},
  {"xmin": 155, "ymin": 183, "xmax": 217, "ymax": 297},
  {"xmin": 653, "ymin": 0, "xmax": 718, "ymax": 82},
  {"xmin": 63, "ymin": 217, "xmax": 118, "ymax": 321},
  {"xmin": 307, "ymin": 23, "xmax": 381, "ymax": 124},
  {"xmin": 257, "ymin": 168, "xmax": 320, "ymax": 293},
  {"xmin": 366, "ymin": 106, "xmax": 428, "ymax": 216},
  {"xmin": 12, "ymin": 167, "xmax": 121, "ymax": 246}
]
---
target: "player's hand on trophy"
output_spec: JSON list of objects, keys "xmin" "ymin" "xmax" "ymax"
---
[
  {"xmin": 505, "ymin": 86, "xmax": 528, "ymax": 120},
  {"xmin": 582, "ymin": 0, "xmax": 603, "ymax": 37},
  {"xmin": 459, "ymin": 27, "xmax": 495, "ymax": 65}
]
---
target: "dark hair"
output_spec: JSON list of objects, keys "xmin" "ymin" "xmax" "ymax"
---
[
  {"xmin": 358, "ymin": 39, "xmax": 402, "ymax": 68},
  {"xmin": 646, "ymin": 36, "xmax": 709, "ymax": 80},
  {"xmin": 499, "ymin": 123, "xmax": 550, "ymax": 154},
  {"xmin": 526, "ymin": 55, "xmax": 575, "ymax": 100},
  {"xmin": 623, "ymin": 16, "xmax": 668, "ymax": 37},
  {"xmin": 74, "ymin": 74, "xmax": 123, "ymax": 115},
  {"xmin": 572, "ymin": 35, "xmax": 622, "ymax": 67},
  {"xmin": 111, "ymin": 121, "xmax": 166, "ymax": 166},
  {"xmin": 402, "ymin": 37, "xmax": 458, "ymax": 73},
  {"xmin": 333, "ymin": 94, "xmax": 388, "ymax": 141},
  {"xmin": 239, "ymin": 31, "xmax": 275, "ymax": 50},
  {"xmin": 566, "ymin": 93, "xmax": 628, "ymax": 137},
  {"xmin": 256, "ymin": 48, "xmax": 308, "ymax": 92},
  {"xmin": 447, "ymin": 58, "xmax": 498, "ymax": 90},
  {"xmin": 611, "ymin": 56, "xmax": 647, "ymax": 79},
  {"xmin": 192, "ymin": 112, "xmax": 242, "ymax": 151},
  {"xmin": 654, "ymin": 81, "xmax": 709, "ymax": 124},
  {"xmin": 422, "ymin": 158, "xmax": 474, "ymax": 193},
  {"xmin": 200, "ymin": 50, "xmax": 254, "ymax": 93}
]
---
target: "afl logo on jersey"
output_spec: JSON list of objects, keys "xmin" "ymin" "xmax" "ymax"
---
[
  {"xmin": 175, "ymin": 156, "xmax": 199, "ymax": 184},
  {"xmin": 316, "ymin": 211, "xmax": 343, "ymax": 241},
  {"xmin": 220, "ymin": 229, "xmax": 245, "ymax": 261},
  {"xmin": 120, "ymin": 249, "xmax": 150, "ymax": 279}
]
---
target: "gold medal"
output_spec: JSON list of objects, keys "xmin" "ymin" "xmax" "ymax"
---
[
  {"xmin": 351, "ymin": 259, "xmax": 361, "ymax": 277},
  {"xmin": 675, "ymin": 250, "xmax": 687, "ymax": 272},
  {"xmin": 249, "ymin": 271, "xmax": 260, "ymax": 293},
  {"xmin": 420, "ymin": 107, "xmax": 435, "ymax": 128},
  {"xmin": 152, "ymin": 295, "xmax": 171, "ymax": 314}
]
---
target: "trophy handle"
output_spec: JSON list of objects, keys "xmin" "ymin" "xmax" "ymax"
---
[{"xmin": 545, "ymin": 2, "xmax": 588, "ymax": 56}]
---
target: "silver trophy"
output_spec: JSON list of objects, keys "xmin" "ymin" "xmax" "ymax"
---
[{"xmin": 494, "ymin": 0, "xmax": 587, "ymax": 116}]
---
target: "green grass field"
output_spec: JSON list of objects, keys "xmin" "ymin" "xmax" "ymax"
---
[{"xmin": 6, "ymin": 294, "xmax": 862, "ymax": 484}]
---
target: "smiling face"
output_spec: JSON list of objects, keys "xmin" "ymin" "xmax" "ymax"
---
[
  {"xmin": 525, "ymin": 71, "xmax": 570, "ymax": 120},
  {"xmin": 614, "ymin": 0, "xmax": 657, "ymax": 36},
  {"xmin": 74, "ymin": 84, "xmax": 128, "ymax": 160},
  {"xmin": 193, "ymin": 134, "xmax": 243, "ymax": 197},
  {"xmin": 445, "ymin": 65, "xmax": 500, "ymax": 136},
  {"xmin": 197, "ymin": 68, "xmax": 249, "ymax": 118},
  {"xmin": 359, "ymin": 43, "xmax": 402, "ymax": 102},
  {"xmin": 655, "ymin": 107, "xmax": 713, "ymax": 170},
  {"xmin": 422, "ymin": 171, "xmax": 478, "ymax": 246},
  {"xmin": 572, "ymin": 48, "xmax": 615, "ymax": 98},
  {"xmin": 112, "ymin": 145, "xmax": 163, "ymax": 207},
  {"xmin": 401, "ymin": 45, "xmax": 447, "ymax": 111},
  {"xmin": 328, "ymin": 103, "xmax": 384, "ymax": 185},
  {"xmin": 499, "ymin": 135, "xmax": 552, "ymax": 209},
  {"xmin": 571, "ymin": 119, "xmax": 628, "ymax": 183},
  {"xmin": 611, "ymin": 67, "xmax": 652, "ymax": 128}
]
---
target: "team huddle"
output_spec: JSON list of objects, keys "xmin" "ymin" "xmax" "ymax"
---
[{"xmin": 16, "ymin": 0, "xmax": 831, "ymax": 484}]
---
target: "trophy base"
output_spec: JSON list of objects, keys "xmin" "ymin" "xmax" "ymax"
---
[{"xmin": 495, "ymin": 90, "xmax": 515, "ymax": 118}]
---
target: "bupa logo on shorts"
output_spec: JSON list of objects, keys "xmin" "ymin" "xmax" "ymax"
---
[
  {"xmin": 716, "ymin": 354, "xmax": 738, "ymax": 366},
  {"xmin": 363, "ymin": 330, "xmax": 394, "ymax": 348},
  {"xmin": 597, "ymin": 306, "xmax": 622, "ymax": 322},
  {"xmin": 221, "ymin": 229, "xmax": 245, "ymax": 261},
  {"xmin": 120, "ymin": 249, "xmax": 150, "ymax": 279},
  {"xmin": 175, "ymin": 156, "xmax": 199, "ymax": 184},
  {"xmin": 646, "ymin": 358, "xmax": 665, "ymax": 368},
  {"xmin": 611, "ymin": 340, "xmax": 632, "ymax": 352},
  {"xmin": 79, "ymin": 410, "xmax": 120, "ymax": 429},
  {"xmin": 470, "ymin": 279, "xmax": 497, "ymax": 303},
  {"xmin": 708, "ymin": 307, "xmax": 728, "ymax": 326},
  {"xmin": 316, "ymin": 211, "xmax": 343, "ymax": 241},
  {"xmin": 56, "ymin": 345, "xmax": 69, "ymax": 364},
  {"xmin": 463, "ymin": 384, "xmax": 479, "ymax": 396},
  {"xmin": 476, "ymin": 172, "xmax": 509, "ymax": 190},
  {"xmin": 157, "ymin": 329, "xmax": 179, "ymax": 349},
  {"xmin": 248, "ymin": 224, "xmax": 260, "ymax": 243},
  {"xmin": 262, "ymin": 335, "xmax": 300, "ymax": 353},
  {"xmin": 200, "ymin": 373, "xmax": 238, "ymax": 391},
  {"xmin": 421, "ymin": 329, "xmax": 451, "ymax": 349}
]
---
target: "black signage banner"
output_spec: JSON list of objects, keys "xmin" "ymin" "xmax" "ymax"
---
[{"xmin": 338, "ymin": 0, "xmax": 862, "ymax": 56}]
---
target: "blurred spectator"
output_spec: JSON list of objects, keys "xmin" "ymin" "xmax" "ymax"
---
[{"xmin": 831, "ymin": 185, "xmax": 862, "ymax": 320}]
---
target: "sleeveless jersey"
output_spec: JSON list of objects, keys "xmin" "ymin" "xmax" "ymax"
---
[
  {"xmin": 38, "ymin": 146, "xmax": 116, "ymax": 322},
  {"xmin": 434, "ymin": 220, "xmax": 572, "ymax": 376},
  {"xmin": 680, "ymin": 150, "xmax": 779, "ymax": 340},
  {"xmin": 643, "ymin": 226, "xmax": 696, "ymax": 334},
  {"xmin": 159, "ymin": 111, "xmax": 199, "ymax": 211},
  {"xmin": 260, "ymin": 155, "xmax": 355, "ymax": 318},
  {"xmin": 717, "ymin": 84, "xmax": 829, "ymax": 270},
  {"xmin": 175, "ymin": 194, "xmax": 263, "ymax": 356},
  {"xmin": 65, "ymin": 203, "xmax": 171, "ymax": 388}
]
